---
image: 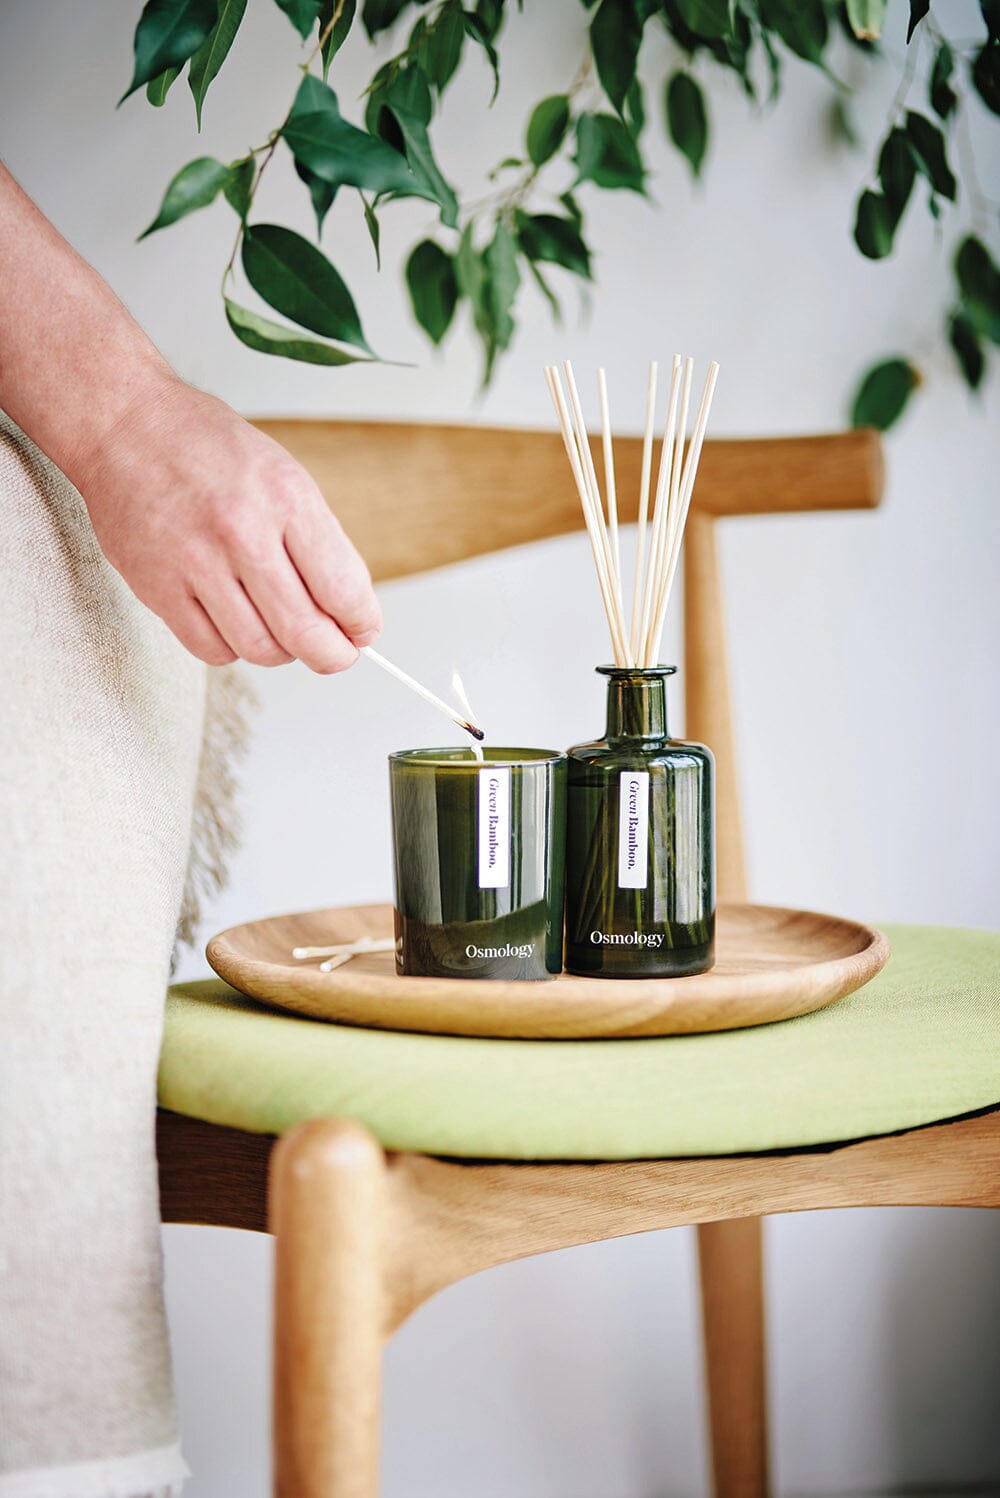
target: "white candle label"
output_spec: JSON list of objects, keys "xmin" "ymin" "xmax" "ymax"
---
[
  {"xmin": 478, "ymin": 766, "xmax": 511, "ymax": 889},
  {"xmin": 618, "ymin": 771, "xmax": 650, "ymax": 889}
]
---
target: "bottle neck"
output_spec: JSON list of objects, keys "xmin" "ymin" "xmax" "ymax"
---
[{"xmin": 605, "ymin": 674, "xmax": 669, "ymax": 740}]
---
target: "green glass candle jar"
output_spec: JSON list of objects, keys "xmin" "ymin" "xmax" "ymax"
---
[
  {"xmin": 565, "ymin": 667, "xmax": 715, "ymax": 978},
  {"xmin": 389, "ymin": 747, "xmax": 566, "ymax": 980}
]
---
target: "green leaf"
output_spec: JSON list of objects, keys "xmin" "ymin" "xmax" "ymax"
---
[
  {"xmin": 242, "ymin": 223, "xmax": 371, "ymax": 351},
  {"xmin": 949, "ymin": 311, "xmax": 985, "ymax": 389},
  {"xmin": 905, "ymin": 110, "xmax": 957, "ymax": 201},
  {"xmin": 294, "ymin": 158, "xmax": 337, "ymax": 233},
  {"xmin": 526, "ymin": 258, "xmax": 562, "ymax": 323},
  {"xmin": 139, "ymin": 156, "xmax": 231, "ymax": 238},
  {"xmin": 906, "ymin": 0, "xmax": 929, "ymax": 43},
  {"xmin": 591, "ymin": 0, "xmax": 643, "ymax": 115},
  {"xmin": 955, "ymin": 236, "xmax": 1000, "ymax": 343},
  {"xmin": 560, "ymin": 190, "xmax": 583, "ymax": 229},
  {"xmin": 853, "ymin": 190, "xmax": 895, "ymax": 259},
  {"xmin": 146, "ymin": 66, "xmax": 180, "ymax": 106},
  {"xmin": 929, "ymin": 42, "xmax": 957, "ymax": 120},
  {"xmin": 758, "ymin": 0, "xmax": 828, "ymax": 64},
  {"xmin": 223, "ymin": 156, "xmax": 255, "ymax": 219},
  {"xmin": 273, "ymin": 0, "xmax": 323, "ymax": 38},
  {"xmin": 224, "ymin": 297, "xmax": 374, "ymax": 364},
  {"xmin": 722, "ymin": 7, "xmax": 755, "ymax": 95},
  {"xmin": 526, "ymin": 95, "xmax": 570, "ymax": 167},
  {"xmin": 515, "ymin": 211, "xmax": 591, "ymax": 278},
  {"xmin": 455, "ymin": 224, "xmax": 486, "ymax": 308},
  {"xmin": 759, "ymin": 24, "xmax": 782, "ymax": 101},
  {"xmin": 121, "ymin": 0, "xmax": 219, "ymax": 103},
  {"xmin": 362, "ymin": 195, "xmax": 381, "ymax": 268},
  {"xmin": 384, "ymin": 62, "xmax": 433, "ymax": 124},
  {"xmin": 624, "ymin": 75, "xmax": 645, "ymax": 137},
  {"xmin": 283, "ymin": 75, "xmax": 422, "ymax": 197},
  {"xmin": 877, "ymin": 128, "xmax": 916, "ymax": 227},
  {"xmin": 665, "ymin": 71, "xmax": 708, "ymax": 178},
  {"xmin": 462, "ymin": 11, "xmax": 501, "ymax": 102},
  {"xmin": 675, "ymin": 0, "xmax": 730, "ymax": 40},
  {"xmin": 366, "ymin": 63, "xmax": 432, "ymax": 139},
  {"xmin": 845, "ymin": 0, "xmax": 886, "ymax": 40},
  {"xmin": 474, "ymin": 0, "xmax": 504, "ymax": 41},
  {"xmin": 386, "ymin": 103, "xmax": 460, "ymax": 228},
  {"xmin": 485, "ymin": 220, "xmax": 520, "ymax": 354},
  {"xmin": 972, "ymin": 41, "xmax": 1000, "ymax": 115},
  {"xmin": 454, "ymin": 224, "xmax": 493, "ymax": 374},
  {"xmin": 319, "ymin": 0, "xmax": 357, "ymax": 76},
  {"xmin": 361, "ymin": 0, "xmax": 410, "ymax": 38},
  {"xmin": 405, "ymin": 239, "xmax": 458, "ymax": 343},
  {"xmin": 421, "ymin": 5, "xmax": 465, "ymax": 91},
  {"xmin": 850, "ymin": 358, "xmax": 919, "ymax": 430},
  {"xmin": 574, "ymin": 112, "xmax": 646, "ymax": 192},
  {"xmin": 188, "ymin": 0, "xmax": 247, "ymax": 129},
  {"xmin": 829, "ymin": 95, "xmax": 860, "ymax": 149}
]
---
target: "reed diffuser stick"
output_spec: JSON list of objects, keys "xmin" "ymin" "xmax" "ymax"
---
[
  {"xmin": 597, "ymin": 368, "xmax": 622, "ymax": 602},
  {"xmin": 629, "ymin": 361, "xmax": 658, "ymax": 661},
  {"xmin": 663, "ymin": 359, "xmax": 693, "ymax": 570},
  {"xmin": 562, "ymin": 361, "xmax": 632, "ymax": 665},
  {"xmin": 561, "ymin": 364, "xmax": 625, "ymax": 632},
  {"xmin": 636, "ymin": 355, "xmax": 683, "ymax": 665},
  {"xmin": 361, "ymin": 646, "xmax": 486, "ymax": 739},
  {"xmin": 640, "ymin": 355, "xmax": 691, "ymax": 665},
  {"xmin": 545, "ymin": 353, "xmax": 719, "ymax": 673},
  {"xmin": 544, "ymin": 366, "xmax": 630, "ymax": 666},
  {"xmin": 650, "ymin": 360, "xmax": 720, "ymax": 661}
]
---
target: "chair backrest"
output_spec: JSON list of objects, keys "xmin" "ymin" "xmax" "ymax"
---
[{"xmin": 254, "ymin": 419, "xmax": 884, "ymax": 902}]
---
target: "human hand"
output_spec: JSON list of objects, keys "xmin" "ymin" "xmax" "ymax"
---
[{"xmin": 71, "ymin": 371, "xmax": 381, "ymax": 671}]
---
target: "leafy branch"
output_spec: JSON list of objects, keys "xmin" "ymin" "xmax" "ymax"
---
[{"xmin": 125, "ymin": 0, "xmax": 1000, "ymax": 430}]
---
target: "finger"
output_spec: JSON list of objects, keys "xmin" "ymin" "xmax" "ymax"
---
[
  {"xmin": 285, "ymin": 504, "xmax": 382, "ymax": 647},
  {"xmin": 197, "ymin": 577, "xmax": 294, "ymax": 667},
  {"xmin": 238, "ymin": 552, "xmax": 359, "ymax": 674},
  {"xmin": 170, "ymin": 596, "xmax": 239, "ymax": 667}
]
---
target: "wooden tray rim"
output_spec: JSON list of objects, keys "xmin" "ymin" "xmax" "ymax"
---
[{"xmin": 205, "ymin": 900, "xmax": 891, "ymax": 1041}]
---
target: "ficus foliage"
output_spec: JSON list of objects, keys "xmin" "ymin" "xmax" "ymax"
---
[{"xmin": 126, "ymin": 0, "xmax": 999, "ymax": 431}]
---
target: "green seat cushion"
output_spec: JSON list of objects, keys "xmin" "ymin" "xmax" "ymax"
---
[{"xmin": 159, "ymin": 924, "xmax": 1000, "ymax": 1160}]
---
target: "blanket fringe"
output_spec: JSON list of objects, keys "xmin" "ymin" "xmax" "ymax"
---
[{"xmin": 173, "ymin": 663, "xmax": 257, "ymax": 966}]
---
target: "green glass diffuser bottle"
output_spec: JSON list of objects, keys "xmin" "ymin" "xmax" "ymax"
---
[{"xmin": 565, "ymin": 667, "xmax": 715, "ymax": 978}]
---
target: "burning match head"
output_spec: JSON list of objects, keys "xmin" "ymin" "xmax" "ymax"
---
[{"xmin": 464, "ymin": 721, "xmax": 486, "ymax": 741}]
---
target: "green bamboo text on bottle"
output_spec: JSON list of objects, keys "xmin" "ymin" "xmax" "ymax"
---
[{"xmin": 565, "ymin": 667, "xmax": 715, "ymax": 978}]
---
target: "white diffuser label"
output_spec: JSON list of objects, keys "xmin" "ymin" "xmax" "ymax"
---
[
  {"xmin": 618, "ymin": 770, "xmax": 650, "ymax": 888},
  {"xmin": 478, "ymin": 766, "xmax": 511, "ymax": 888}
]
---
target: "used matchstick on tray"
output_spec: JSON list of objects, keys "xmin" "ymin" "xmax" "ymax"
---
[
  {"xmin": 544, "ymin": 355, "xmax": 720, "ymax": 665},
  {"xmin": 292, "ymin": 934, "xmax": 396, "ymax": 971}
]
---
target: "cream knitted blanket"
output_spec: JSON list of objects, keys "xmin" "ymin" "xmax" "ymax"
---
[{"xmin": 0, "ymin": 413, "xmax": 243, "ymax": 1496}]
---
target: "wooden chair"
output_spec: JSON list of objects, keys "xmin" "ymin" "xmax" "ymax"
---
[{"xmin": 157, "ymin": 421, "xmax": 1000, "ymax": 1498}]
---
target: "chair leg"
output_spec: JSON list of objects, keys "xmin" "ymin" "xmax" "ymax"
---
[
  {"xmin": 697, "ymin": 1217, "xmax": 769, "ymax": 1498},
  {"xmin": 270, "ymin": 1118, "xmax": 385, "ymax": 1498}
]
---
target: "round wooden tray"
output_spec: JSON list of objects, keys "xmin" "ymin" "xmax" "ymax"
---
[{"xmin": 205, "ymin": 901, "xmax": 890, "ymax": 1040}]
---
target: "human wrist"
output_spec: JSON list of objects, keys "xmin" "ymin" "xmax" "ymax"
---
[{"xmin": 56, "ymin": 343, "xmax": 179, "ymax": 496}]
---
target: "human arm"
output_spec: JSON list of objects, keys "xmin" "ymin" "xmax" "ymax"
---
[{"xmin": 0, "ymin": 162, "xmax": 381, "ymax": 671}]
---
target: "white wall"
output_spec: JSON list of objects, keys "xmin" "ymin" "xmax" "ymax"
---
[{"xmin": 3, "ymin": 3, "xmax": 998, "ymax": 1494}]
